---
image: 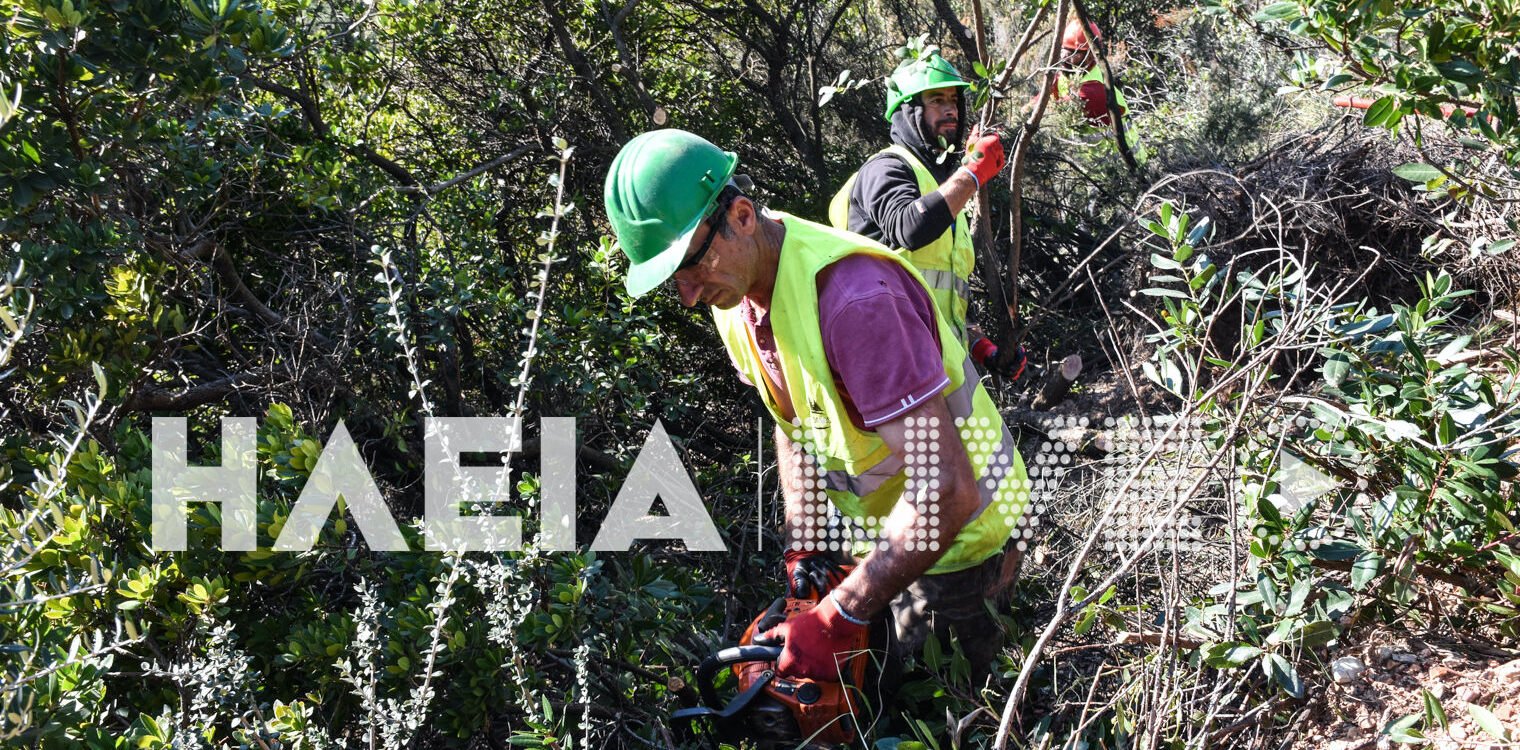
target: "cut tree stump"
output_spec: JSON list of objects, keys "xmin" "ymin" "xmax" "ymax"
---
[{"xmin": 1032, "ymin": 354, "xmax": 1083, "ymax": 410}]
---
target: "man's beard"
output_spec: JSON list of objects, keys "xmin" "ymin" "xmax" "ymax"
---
[{"xmin": 932, "ymin": 119, "xmax": 959, "ymax": 154}]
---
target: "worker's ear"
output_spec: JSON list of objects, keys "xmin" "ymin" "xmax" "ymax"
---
[{"xmin": 729, "ymin": 196, "xmax": 758, "ymax": 238}]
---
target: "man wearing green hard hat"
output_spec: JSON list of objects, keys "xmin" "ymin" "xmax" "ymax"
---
[
  {"xmin": 605, "ymin": 128, "xmax": 1030, "ymax": 687},
  {"xmin": 828, "ymin": 44, "xmax": 1027, "ymax": 383}
]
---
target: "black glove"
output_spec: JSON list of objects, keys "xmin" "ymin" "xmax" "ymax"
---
[
  {"xmin": 784, "ymin": 550, "xmax": 847, "ymax": 599},
  {"xmin": 989, "ymin": 344, "xmax": 1028, "ymax": 380}
]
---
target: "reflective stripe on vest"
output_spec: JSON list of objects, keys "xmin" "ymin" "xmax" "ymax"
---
[
  {"xmin": 712, "ymin": 214, "xmax": 1025, "ymax": 574},
  {"xmin": 829, "ymin": 145, "xmax": 976, "ymax": 343},
  {"xmin": 919, "ymin": 268, "xmax": 970, "ymax": 301}
]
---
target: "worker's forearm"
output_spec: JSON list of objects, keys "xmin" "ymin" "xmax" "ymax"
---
[
  {"xmin": 938, "ymin": 168, "xmax": 979, "ymax": 216},
  {"xmin": 830, "ymin": 481, "xmax": 978, "ymax": 619}
]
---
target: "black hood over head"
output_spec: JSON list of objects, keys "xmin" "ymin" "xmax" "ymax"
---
[{"xmin": 888, "ymin": 93, "xmax": 966, "ymax": 183}]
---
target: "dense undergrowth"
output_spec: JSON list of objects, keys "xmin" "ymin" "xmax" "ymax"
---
[{"xmin": 2, "ymin": 0, "xmax": 1517, "ymax": 748}]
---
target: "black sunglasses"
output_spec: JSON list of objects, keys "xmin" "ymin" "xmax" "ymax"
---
[{"xmin": 676, "ymin": 208, "xmax": 727, "ymax": 272}]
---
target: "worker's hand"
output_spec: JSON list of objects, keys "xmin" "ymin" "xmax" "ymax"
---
[
  {"xmin": 784, "ymin": 549, "xmax": 847, "ymax": 600},
  {"xmin": 990, "ymin": 344, "xmax": 1028, "ymax": 380},
  {"xmin": 753, "ymin": 593, "xmax": 868, "ymax": 681},
  {"xmin": 959, "ymin": 125, "xmax": 1006, "ymax": 188},
  {"xmin": 970, "ymin": 336, "xmax": 1027, "ymax": 380}
]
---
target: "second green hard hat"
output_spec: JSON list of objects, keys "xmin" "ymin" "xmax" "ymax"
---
[
  {"xmin": 603, "ymin": 129, "xmax": 739, "ymax": 298},
  {"xmin": 883, "ymin": 51, "xmax": 970, "ymax": 122}
]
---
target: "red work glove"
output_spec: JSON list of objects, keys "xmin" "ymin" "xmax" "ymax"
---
[
  {"xmin": 960, "ymin": 125, "xmax": 1006, "ymax": 188},
  {"xmin": 971, "ymin": 337, "xmax": 1027, "ymax": 380},
  {"xmin": 754, "ymin": 593, "xmax": 868, "ymax": 681},
  {"xmin": 1077, "ymin": 80, "xmax": 1115, "ymax": 124},
  {"xmin": 783, "ymin": 549, "xmax": 847, "ymax": 600}
]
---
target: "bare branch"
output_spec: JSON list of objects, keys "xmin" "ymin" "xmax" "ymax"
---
[
  {"xmin": 540, "ymin": 0, "xmax": 630, "ymax": 142},
  {"xmin": 208, "ymin": 239, "xmax": 336, "ymax": 350},
  {"xmin": 398, "ymin": 144, "xmax": 540, "ymax": 196},
  {"xmin": 122, "ymin": 367, "xmax": 270, "ymax": 412},
  {"xmin": 245, "ymin": 73, "xmax": 419, "ymax": 187},
  {"xmin": 601, "ymin": 0, "xmax": 660, "ymax": 118},
  {"xmin": 930, "ymin": 0, "xmax": 978, "ymax": 63},
  {"xmin": 1002, "ymin": 0, "xmax": 1070, "ymax": 341}
]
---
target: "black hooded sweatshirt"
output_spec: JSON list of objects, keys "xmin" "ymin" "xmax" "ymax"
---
[{"xmin": 844, "ymin": 99, "xmax": 965, "ymax": 251}]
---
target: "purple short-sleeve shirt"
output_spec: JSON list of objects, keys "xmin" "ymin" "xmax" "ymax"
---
[{"xmin": 730, "ymin": 254, "xmax": 948, "ymax": 430}]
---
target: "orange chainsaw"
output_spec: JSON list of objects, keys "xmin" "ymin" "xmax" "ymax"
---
[{"xmin": 672, "ymin": 592, "xmax": 895, "ymax": 748}]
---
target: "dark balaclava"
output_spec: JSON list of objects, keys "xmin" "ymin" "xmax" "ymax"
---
[{"xmin": 889, "ymin": 91, "xmax": 967, "ymax": 183}]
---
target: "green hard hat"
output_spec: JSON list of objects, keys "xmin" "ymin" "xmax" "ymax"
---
[
  {"xmin": 883, "ymin": 52, "xmax": 970, "ymax": 121},
  {"xmin": 604, "ymin": 129, "xmax": 739, "ymax": 298}
]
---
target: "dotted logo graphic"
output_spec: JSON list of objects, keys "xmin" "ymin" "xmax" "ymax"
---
[
  {"xmin": 780, "ymin": 408, "xmax": 1351, "ymax": 560},
  {"xmin": 783, "ymin": 413, "xmax": 1040, "ymax": 555},
  {"xmin": 1028, "ymin": 415, "xmax": 1213, "ymax": 556},
  {"xmin": 1024, "ymin": 411, "xmax": 1350, "ymax": 557}
]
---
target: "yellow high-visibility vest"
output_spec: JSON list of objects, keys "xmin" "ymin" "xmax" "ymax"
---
[
  {"xmin": 829, "ymin": 145, "xmax": 975, "ymax": 344},
  {"xmin": 711, "ymin": 214, "xmax": 1026, "ymax": 573}
]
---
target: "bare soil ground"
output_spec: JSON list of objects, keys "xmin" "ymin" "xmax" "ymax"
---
[{"xmin": 1294, "ymin": 628, "xmax": 1519, "ymax": 749}]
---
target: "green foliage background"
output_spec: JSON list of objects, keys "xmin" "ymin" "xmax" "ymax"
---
[
  {"xmin": 1, "ymin": 0, "xmax": 1516, "ymax": 747},
  {"xmin": 0, "ymin": 0, "xmax": 979, "ymax": 744}
]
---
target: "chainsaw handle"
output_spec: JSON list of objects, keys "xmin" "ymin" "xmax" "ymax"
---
[{"xmin": 695, "ymin": 645, "xmax": 783, "ymax": 709}]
